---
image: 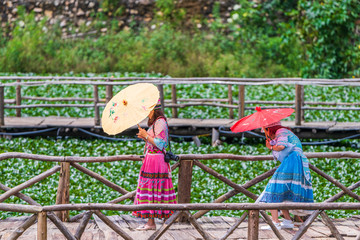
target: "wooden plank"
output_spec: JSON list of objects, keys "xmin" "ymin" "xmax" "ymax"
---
[
  {"xmin": 121, "ymin": 214, "xmax": 144, "ymax": 229},
  {"xmin": 41, "ymin": 117, "xmax": 75, "ymax": 127},
  {"xmin": 94, "ymin": 211, "xmax": 132, "ymax": 240}
]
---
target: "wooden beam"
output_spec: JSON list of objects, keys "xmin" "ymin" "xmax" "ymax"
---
[
  {"xmin": 184, "ymin": 211, "xmax": 214, "ymax": 240},
  {"xmin": 93, "ymin": 210, "xmax": 133, "ymax": 240},
  {"xmin": 320, "ymin": 211, "xmax": 344, "ymax": 240},
  {"xmin": 16, "ymin": 79, "xmax": 21, "ymax": 117},
  {"xmin": 74, "ymin": 211, "xmax": 93, "ymax": 240},
  {"xmin": 309, "ymin": 164, "xmax": 360, "ymax": 201},
  {"xmin": 93, "ymin": 85, "xmax": 100, "ymax": 126},
  {"xmin": 148, "ymin": 211, "xmax": 183, "ymax": 240},
  {"xmin": 37, "ymin": 212, "xmax": 47, "ymax": 240},
  {"xmin": 228, "ymin": 85, "xmax": 234, "ymax": 119},
  {"xmin": 248, "ymin": 210, "xmax": 259, "ymax": 240},
  {"xmin": 219, "ymin": 211, "xmax": 248, "ymax": 240},
  {"xmin": 193, "ymin": 168, "xmax": 276, "ymax": 219},
  {"xmin": 178, "ymin": 160, "xmax": 194, "ymax": 222},
  {"xmin": 157, "ymin": 84, "xmax": 165, "ymax": 113},
  {"xmin": 105, "ymin": 78, "xmax": 113, "ymax": 103},
  {"xmin": 0, "ymin": 166, "xmax": 61, "ymax": 203},
  {"xmin": 171, "ymin": 84, "xmax": 178, "ymax": 118},
  {"xmin": 8, "ymin": 214, "xmax": 38, "ymax": 240},
  {"xmin": 71, "ymin": 162, "xmax": 129, "ymax": 195},
  {"xmin": 295, "ymin": 84, "xmax": 303, "ymax": 125},
  {"xmin": 47, "ymin": 212, "xmax": 76, "ymax": 240},
  {"xmin": 238, "ymin": 85, "xmax": 245, "ymax": 119},
  {"xmin": 193, "ymin": 160, "xmax": 258, "ymax": 200},
  {"xmin": 0, "ymin": 86, "xmax": 4, "ymax": 126},
  {"xmin": 55, "ymin": 162, "xmax": 70, "ymax": 221}
]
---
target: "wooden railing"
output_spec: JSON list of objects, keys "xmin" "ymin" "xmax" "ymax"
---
[
  {"xmin": 0, "ymin": 151, "xmax": 360, "ymax": 239},
  {"xmin": 1, "ymin": 77, "xmax": 360, "ymax": 127}
]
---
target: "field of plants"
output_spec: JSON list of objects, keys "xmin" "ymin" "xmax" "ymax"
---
[
  {"xmin": 1, "ymin": 73, "xmax": 360, "ymax": 219},
  {"xmin": 1, "ymin": 0, "xmax": 359, "ymax": 220}
]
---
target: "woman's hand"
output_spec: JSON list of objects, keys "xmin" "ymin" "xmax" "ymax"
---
[
  {"xmin": 137, "ymin": 127, "xmax": 148, "ymax": 140},
  {"xmin": 266, "ymin": 139, "xmax": 272, "ymax": 150}
]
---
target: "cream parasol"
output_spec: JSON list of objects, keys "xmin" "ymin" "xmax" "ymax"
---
[{"xmin": 101, "ymin": 83, "xmax": 160, "ymax": 135}]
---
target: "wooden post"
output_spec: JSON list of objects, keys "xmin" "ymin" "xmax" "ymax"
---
[
  {"xmin": 171, "ymin": 85, "xmax": 178, "ymax": 118},
  {"xmin": 228, "ymin": 85, "xmax": 234, "ymax": 119},
  {"xmin": 157, "ymin": 84, "xmax": 165, "ymax": 113},
  {"xmin": 94, "ymin": 85, "xmax": 100, "ymax": 126},
  {"xmin": 0, "ymin": 86, "xmax": 4, "ymax": 126},
  {"xmin": 301, "ymin": 85, "xmax": 305, "ymax": 121},
  {"xmin": 238, "ymin": 85, "xmax": 245, "ymax": 119},
  {"xmin": 248, "ymin": 210, "xmax": 259, "ymax": 240},
  {"xmin": 105, "ymin": 78, "xmax": 113, "ymax": 103},
  {"xmin": 55, "ymin": 162, "xmax": 70, "ymax": 221},
  {"xmin": 37, "ymin": 212, "xmax": 47, "ymax": 240},
  {"xmin": 212, "ymin": 128, "xmax": 220, "ymax": 147},
  {"xmin": 177, "ymin": 160, "xmax": 194, "ymax": 222},
  {"xmin": 16, "ymin": 79, "xmax": 21, "ymax": 117},
  {"xmin": 295, "ymin": 84, "xmax": 303, "ymax": 126}
]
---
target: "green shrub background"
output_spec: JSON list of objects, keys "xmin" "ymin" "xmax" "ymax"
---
[{"xmin": 1, "ymin": 0, "xmax": 359, "ymax": 78}]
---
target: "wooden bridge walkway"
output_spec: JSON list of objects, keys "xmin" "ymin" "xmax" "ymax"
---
[
  {"xmin": 2, "ymin": 116, "xmax": 360, "ymax": 139},
  {"xmin": 1, "ymin": 214, "xmax": 359, "ymax": 239}
]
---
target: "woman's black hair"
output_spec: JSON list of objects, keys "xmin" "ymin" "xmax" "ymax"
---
[{"xmin": 148, "ymin": 109, "xmax": 167, "ymax": 126}]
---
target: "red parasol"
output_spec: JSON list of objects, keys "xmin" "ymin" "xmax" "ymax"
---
[{"xmin": 230, "ymin": 106, "xmax": 294, "ymax": 133}]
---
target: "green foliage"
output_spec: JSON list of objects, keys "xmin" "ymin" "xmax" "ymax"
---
[
  {"xmin": 297, "ymin": 0, "xmax": 360, "ymax": 78},
  {"xmin": 0, "ymin": 7, "xmax": 62, "ymax": 73},
  {"xmin": 154, "ymin": 0, "xmax": 187, "ymax": 27},
  {"xmin": 0, "ymin": 136, "xmax": 359, "ymax": 219},
  {"xmin": 0, "ymin": 1, "xmax": 359, "ymax": 78}
]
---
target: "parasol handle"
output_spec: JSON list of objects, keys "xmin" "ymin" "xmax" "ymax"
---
[{"xmin": 263, "ymin": 127, "xmax": 270, "ymax": 141}]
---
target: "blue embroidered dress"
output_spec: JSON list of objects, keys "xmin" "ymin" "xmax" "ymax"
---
[{"xmin": 260, "ymin": 128, "xmax": 314, "ymax": 204}]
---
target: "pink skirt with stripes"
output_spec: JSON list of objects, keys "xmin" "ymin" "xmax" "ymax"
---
[{"xmin": 132, "ymin": 153, "xmax": 177, "ymax": 219}]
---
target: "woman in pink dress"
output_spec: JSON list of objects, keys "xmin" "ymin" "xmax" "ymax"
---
[{"xmin": 133, "ymin": 100, "xmax": 177, "ymax": 230}]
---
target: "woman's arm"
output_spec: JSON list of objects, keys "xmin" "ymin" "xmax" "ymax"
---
[
  {"xmin": 137, "ymin": 119, "xmax": 168, "ymax": 150},
  {"xmin": 266, "ymin": 139, "xmax": 285, "ymax": 151}
]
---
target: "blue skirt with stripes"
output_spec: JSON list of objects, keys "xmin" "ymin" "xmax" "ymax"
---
[{"xmin": 261, "ymin": 151, "xmax": 314, "ymax": 203}]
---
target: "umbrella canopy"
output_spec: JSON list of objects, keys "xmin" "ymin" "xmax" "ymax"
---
[
  {"xmin": 101, "ymin": 83, "xmax": 160, "ymax": 135},
  {"xmin": 230, "ymin": 106, "xmax": 294, "ymax": 133}
]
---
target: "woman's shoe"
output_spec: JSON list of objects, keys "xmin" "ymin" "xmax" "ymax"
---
[
  {"xmin": 261, "ymin": 221, "xmax": 281, "ymax": 230},
  {"xmin": 135, "ymin": 224, "xmax": 156, "ymax": 231},
  {"xmin": 281, "ymin": 219, "xmax": 294, "ymax": 229}
]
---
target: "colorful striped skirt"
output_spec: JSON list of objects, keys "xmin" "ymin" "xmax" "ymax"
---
[
  {"xmin": 260, "ymin": 151, "xmax": 314, "ymax": 203},
  {"xmin": 132, "ymin": 153, "xmax": 177, "ymax": 219}
]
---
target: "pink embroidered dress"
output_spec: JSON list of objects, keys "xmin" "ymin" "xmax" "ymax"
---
[{"xmin": 132, "ymin": 117, "xmax": 177, "ymax": 219}]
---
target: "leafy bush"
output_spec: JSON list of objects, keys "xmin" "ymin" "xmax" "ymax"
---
[{"xmin": 297, "ymin": 0, "xmax": 360, "ymax": 78}]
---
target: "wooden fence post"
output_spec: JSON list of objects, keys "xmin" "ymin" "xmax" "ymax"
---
[
  {"xmin": 37, "ymin": 212, "xmax": 47, "ymax": 240},
  {"xmin": 0, "ymin": 86, "xmax": 4, "ymax": 126},
  {"xmin": 171, "ymin": 85, "xmax": 178, "ymax": 118},
  {"xmin": 55, "ymin": 162, "xmax": 70, "ymax": 221},
  {"xmin": 228, "ymin": 85, "xmax": 234, "ymax": 119},
  {"xmin": 295, "ymin": 84, "xmax": 303, "ymax": 126},
  {"xmin": 177, "ymin": 160, "xmax": 194, "ymax": 222},
  {"xmin": 238, "ymin": 85, "xmax": 245, "ymax": 119},
  {"xmin": 105, "ymin": 78, "xmax": 113, "ymax": 103},
  {"xmin": 248, "ymin": 210, "xmax": 259, "ymax": 240},
  {"xmin": 16, "ymin": 79, "xmax": 21, "ymax": 117},
  {"xmin": 157, "ymin": 84, "xmax": 165, "ymax": 113},
  {"xmin": 94, "ymin": 85, "xmax": 100, "ymax": 126}
]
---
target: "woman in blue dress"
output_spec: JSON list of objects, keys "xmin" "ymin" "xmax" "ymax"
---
[{"xmin": 260, "ymin": 121, "xmax": 314, "ymax": 230}]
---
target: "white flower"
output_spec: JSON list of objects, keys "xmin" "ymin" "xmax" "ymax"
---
[
  {"xmin": 233, "ymin": 4, "xmax": 241, "ymax": 10},
  {"xmin": 18, "ymin": 20, "xmax": 24, "ymax": 27},
  {"xmin": 232, "ymin": 13, "xmax": 239, "ymax": 20},
  {"xmin": 227, "ymin": 18, "xmax": 233, "ymax": 23}
]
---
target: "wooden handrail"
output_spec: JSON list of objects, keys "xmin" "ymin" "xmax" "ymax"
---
[
  {"xmin": 1, "ymin": 151, "xmax": 359, "ymax": 239},
  {"xmin": 1, "ymin": 151, "xmax": 359, "ymax": 163}
]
